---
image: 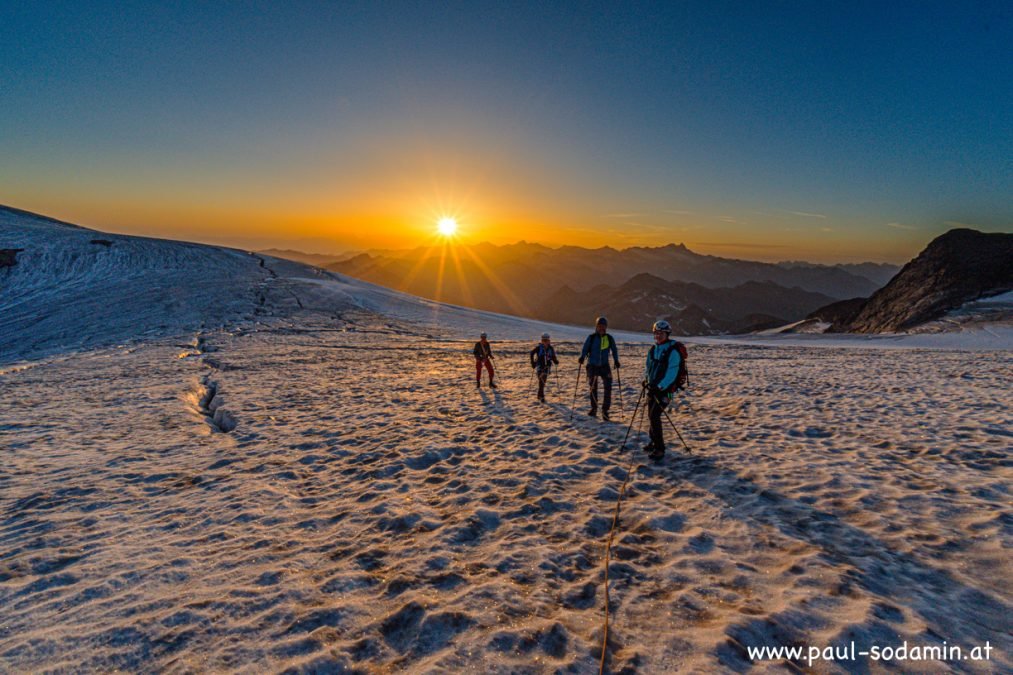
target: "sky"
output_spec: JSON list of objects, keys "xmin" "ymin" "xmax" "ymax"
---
[{"xmin": 1, "ymin": 1, "xmax": 1010, "ymax": 263}]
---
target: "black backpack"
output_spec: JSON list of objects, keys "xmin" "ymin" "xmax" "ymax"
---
[
  {"xmin": 651, "ymin": 340, "xmax": 689, "ymax": 393},
  {"xmin": 672, "ymin": 341, "xmax": 689, "ymax": 391}
]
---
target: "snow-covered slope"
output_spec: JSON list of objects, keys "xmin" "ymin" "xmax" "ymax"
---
[
  {"xmin": 1, "ymin": 208, "xmax": 1010, "ymax": 672},
  {"xmin": 749, "ymin": 291, "xmax": 1013, "ymax": 350},
  {"xmin": 0, "ymin": 206, "xmax": 271, "ymax": 362},
  {"xmin": 910, "ymin": 290, "xmax": 1013, "ymax": 334}
]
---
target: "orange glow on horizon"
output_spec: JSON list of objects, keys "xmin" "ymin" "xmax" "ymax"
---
[{"xmin": 2, "ymin": 187, "xmax": 925, "ymax": 264}]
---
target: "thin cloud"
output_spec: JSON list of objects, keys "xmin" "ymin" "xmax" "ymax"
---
[
  {"xmin": 789, "ymin": 210, "xmax": 828, "ymax": 219},
  {"xmin": 601, "ymin": 212, "xmax": 647, "ymax": 218},
  {"xmin": 820, "ymin": 227, "xmax": 833, "ymax": 233},
  {"xmin": 886, "ymin": 222, "xmax": 917, "ymax": 230},
  {"xmin": 716, "ymin": 216, "xmax": 743, "ymax": 224},
  {"xmin": 605, "ymin": 222, "xmax": 676, "ymax": 233},
  {"xmin": 691, "ymin": 241, "xmax": 790, "ymax": 249}
]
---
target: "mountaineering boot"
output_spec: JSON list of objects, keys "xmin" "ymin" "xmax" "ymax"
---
[
  {"xmin": 476, "ymin": 381, "xmax": 481, "ymax": 389},
  {"xmin": 489, "ymin": 381, "xmax": 497, "ymax": 389},
  {"xmin": 588, "ymin": 407, "xmax": 597, "ymax": 418},
  {"xmin": 642, "ymin": 441, "xmax": 656, "ymax": 453},
  {"xmin": 601, "ymin": 410, "xmax": 610, "ymax": 422},
  {"xmin": 648, "ymin": 445, "xmax": 665, "ymax": 461}
]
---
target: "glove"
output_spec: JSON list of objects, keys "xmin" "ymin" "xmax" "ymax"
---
[
  {"xmin": 531, "ymin": 363, "xmax": 537, "ymax": 369},
  {"xmin": 641, "ymin": 379, "xmax": 649, "ymax": 389},
  {"xmin": 578, "ymin": 357, "xmax": 585, "ymax": 365},
  {"xmin": 614, "ymin": 361, "xmax": 620, "ymax": 369}
]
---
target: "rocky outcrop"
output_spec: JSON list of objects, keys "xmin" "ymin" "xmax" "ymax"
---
[
  {"xmin": 806, "ymin": 297, "xmax": 868, "ymax": 332},
  {"xmin": 846, "ymin": 229, "xmax": 1013, "ymax": 333}
]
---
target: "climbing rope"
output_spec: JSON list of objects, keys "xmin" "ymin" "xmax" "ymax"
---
[
  {"xmin": 598, "ymin": 388, "xmax": 695, "ymax": 673},
  {"xmin": 598, "ymin": 387, "xmax": 647, "ymax": 673}
]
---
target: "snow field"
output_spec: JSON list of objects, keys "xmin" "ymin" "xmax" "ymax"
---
[{"xmin": 1, "ymin": 311, "xmax": 1009, "ymax": 672}]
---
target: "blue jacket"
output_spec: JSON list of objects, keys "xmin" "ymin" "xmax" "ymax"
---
[
  {"xmin": 581, "ymin": 332, "xmax": 619, "ymax": 367},
  {"xmin": 645, "ymin": 340, "xmax": 681, "ymax": 391}
]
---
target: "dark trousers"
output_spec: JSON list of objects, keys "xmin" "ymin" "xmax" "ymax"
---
[
  {"xmin": 536, "ymin": 367, "xmax": 551, "ymax": 398},
  {"xmin": 647, "ymin": 392, "xmax": 669, "ymax": 449},
  {"xmin": 586, "ymin": 364, "xmax": 612, "ymax": 412}
]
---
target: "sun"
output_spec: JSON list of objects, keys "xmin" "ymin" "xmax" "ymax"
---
[{"xmin": 437, "ymin": 217, "xmax": 458, "ymax": 237}]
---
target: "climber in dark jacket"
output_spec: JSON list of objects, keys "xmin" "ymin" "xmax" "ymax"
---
[
  {"xmin": 579, "ymin": 316, "xmax": 620, "ymax": 420},
  {"xmin": 529, "ymin": 333, "xmax": 559, "ymax": 402}
]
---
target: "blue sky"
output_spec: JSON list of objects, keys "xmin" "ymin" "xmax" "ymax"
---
[{"xmin": 1, "ymin": 1, "xmax": 1010, "ymax": 261}]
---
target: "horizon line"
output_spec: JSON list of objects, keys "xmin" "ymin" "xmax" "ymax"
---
[{"xmin": 0, "ymin": 200, "xmax": 961, "ymax": 267}]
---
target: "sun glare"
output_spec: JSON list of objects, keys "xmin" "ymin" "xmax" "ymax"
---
[{"xmin": 437, "ymin": 217, "xmax": 458, "ymax": 236}]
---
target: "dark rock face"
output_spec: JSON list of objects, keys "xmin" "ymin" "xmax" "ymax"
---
[
  {"xmin": 806, "ymin": 297, "xmax": 868, "ymax": 332},
  {"xmin": 0, "ymin": 248, "xmax": 25, "ymax": 268},
  {"xmin": 847, "ymin": 229, "xmax": 1013, "ymax": 333}
]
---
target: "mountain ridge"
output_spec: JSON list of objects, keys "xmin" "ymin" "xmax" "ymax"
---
[
  {"xmin": 847, "ymin": 228, "xmax": 1013, "ymax": 333},
  {"xmin": 536, "ymin": 273, "xmax": 836, "ymax": 334},
  {"xmin": 801, "ymin": 228, "xmax": 1013, "ymax": 334},
  {"xmin": 325, "ymin": 239, "xmax": 891, "ymax": 298},
  {"xmin": 324, "ymin": 239, "xmax": 890, "ymax": 333}
]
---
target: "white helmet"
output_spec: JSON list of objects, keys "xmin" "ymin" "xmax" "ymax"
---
[
  {"xmin": 480, "ymin": 332, "xmax": 487, "ymax": 338},
  {"xmin": 652, "ymin": 320, "xmax": 672, "ymax": 333},
  {"xmin": 541, "ymin": 332, "xmax": 550, "ymax": 339}
]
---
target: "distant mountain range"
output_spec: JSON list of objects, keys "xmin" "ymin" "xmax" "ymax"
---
[
  {"xmin": 537, "ymin": 274, "xmax": 837, "ymax": 334},
  {"xmin": 258, "ymin": 248, "xmax": 353, "ymax": 267},
  {"xmin": 313, "ymin": 241, "xmax": 897, "ymax": 334},
  {"xmin": 267, "ymin": 231, "xmax": 1013, "ymax": 336},
  {"xmin": 806, "ymin": 229, "xmax": 1013, "ymax": 333},
  {"xmin": 775, "ymin": 260, "xmax": 899, "ymax": 287}
]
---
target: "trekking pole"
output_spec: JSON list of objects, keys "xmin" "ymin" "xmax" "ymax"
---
[
  {"xmin": 617, "ymin": 387, "xmax": 646, "ymax": 453},
  {"xmin": 528, "ymin": 366, "xmax": 535, "ymax": 392},
  {"xmin": 651, "ymin": 392, "xmax": 692, "ymax": 453},
  {"xmin": 615, "ymin": 367, "xmax": 625, "ymax": 423},
  {"xmin": 568, "ymin": 364, "xmax": 582, "ymax": 422}
]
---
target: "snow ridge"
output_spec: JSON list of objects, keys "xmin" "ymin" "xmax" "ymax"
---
[{"xmin": 0, "ymin": 207, "xmax": 271, "ymax": 363}]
